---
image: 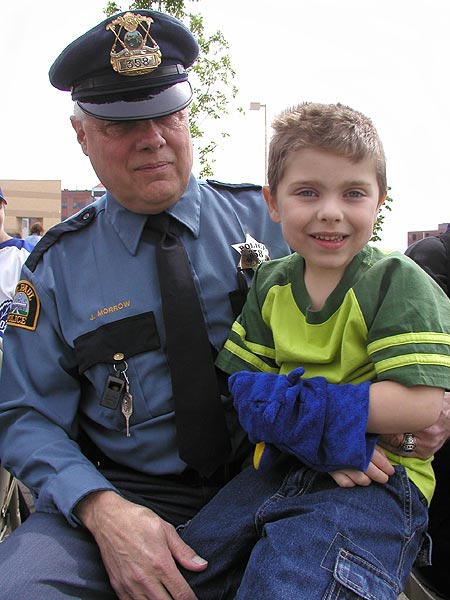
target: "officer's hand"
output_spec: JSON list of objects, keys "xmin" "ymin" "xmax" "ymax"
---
[
  {"xmin": 378, "ymin": 391, "xmax": 450, "ymax": 459},
  {"xmin": 329, "ymin": 446, "xmax": 395, "ymax": 487},
  {"xmin": 75, "ymin": 490, "xmax": 207, "ymax": 600}
]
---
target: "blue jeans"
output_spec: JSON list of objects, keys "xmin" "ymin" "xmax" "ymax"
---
[{"xmin": 180, "ymin": 461, "xmax": 429, "ymax": 600}]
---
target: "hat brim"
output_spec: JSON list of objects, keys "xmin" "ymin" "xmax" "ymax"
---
[{"xmin": 78, "ymin": 80, "xmax": 193, "ymax": 121}]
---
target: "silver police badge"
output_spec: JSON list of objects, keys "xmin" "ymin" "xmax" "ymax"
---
[{"xmin": 232, "ymin": 234, "xmax": 270, "ymax": 269}]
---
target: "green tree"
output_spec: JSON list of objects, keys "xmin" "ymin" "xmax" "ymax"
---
[
  {"xmin": 104, "ymin": 0, "xmax": 241, "ymax": 178},
  {"xmin": 372, "ymin": 189, "xmax": 393, "ymax": 243}
]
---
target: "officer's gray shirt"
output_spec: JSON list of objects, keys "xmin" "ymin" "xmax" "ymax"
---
[{"xmin": 0, "ymin": 175, "xmax": 289, "ymax": 524}]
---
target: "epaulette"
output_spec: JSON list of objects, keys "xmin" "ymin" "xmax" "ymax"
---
[
  {"xmin": 26, "ymin": 206, "xmax": 98, "ymax": 272},
  {"xmin": 206, "ymin": 179, "xmax": 262, "ymax": 191}
]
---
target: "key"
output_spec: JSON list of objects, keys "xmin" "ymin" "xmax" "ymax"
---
[
  {"xmin": 121, "ymin": 391, "xmax": 133, "ymax": 437},
  {"xmin": 114, "ymin": 360, "xmax": 133, "ymax": 438}
]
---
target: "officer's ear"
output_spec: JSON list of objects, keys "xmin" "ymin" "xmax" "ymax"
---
[
  {"xmin": 70, "ymin": 115, "xmax": 89, "ymax": 156},
  {"xmin": 263, "ymin": 185, "xmax": 281, "ymax": 224}
]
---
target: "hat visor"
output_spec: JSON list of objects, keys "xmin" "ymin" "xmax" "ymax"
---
[{"xmin": 77, "ymin": 81, "xmax": 193, "ymax": 121}]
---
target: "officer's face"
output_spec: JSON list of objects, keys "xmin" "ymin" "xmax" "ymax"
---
[{"xmin": 72, "ymin": 109, "xmax": 193, "ymax": 214}]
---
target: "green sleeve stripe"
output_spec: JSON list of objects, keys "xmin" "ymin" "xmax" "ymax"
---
[
  {"xmin": 369, "ymin": 332, "xmax": 450, "ymax": 354},
  {"xmin": 231, "ymin": 322, "xmax": 277, "ymax": 359},
  {"xmin": 222, "ymin": 339, "xmax": 279, "ymax": 373},
  {"xmin": 375, "ymin": 353, "xmax": 450, "ymax": 375}
]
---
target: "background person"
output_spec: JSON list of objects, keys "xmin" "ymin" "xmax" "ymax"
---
[
  {"xmin": 25, "ymin": 222, "xmax": 44, "ymax": 248},
  {"xmin": 0, "ymin": 187, "xmax": 32, "ymax": 342},
  {"xmin": 0, "ymin": 187, "xmax": 32, "ymax": 537},
  {"xmin": 401, "ymin": 229, "xmax": 450, "ymax": 599}
]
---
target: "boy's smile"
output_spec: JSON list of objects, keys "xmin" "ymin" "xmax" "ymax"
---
[{"xmin": 264, "ymin": 148, "xmax": 385, "ymax": 280}]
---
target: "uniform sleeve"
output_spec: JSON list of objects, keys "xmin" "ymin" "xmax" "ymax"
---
[{"xmin": 0, "ymin": 271, "xmax": 118, "ymax": 526}]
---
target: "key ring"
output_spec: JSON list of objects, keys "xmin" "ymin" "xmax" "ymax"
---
[{"xmin": 114, "ymin": 359, "xmax": 128, "ymax": 380}]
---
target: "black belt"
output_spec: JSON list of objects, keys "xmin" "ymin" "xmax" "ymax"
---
[
  {"xmin": 96, "ymin": 453, "xmax": 245, "ymax": 488},
  {"xmin": 79, "ymin": 430, "xmax": 251, "ymax": 489}
]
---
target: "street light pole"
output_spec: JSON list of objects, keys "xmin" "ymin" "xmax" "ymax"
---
[{"xmin": 250, "ymin": 102, "xmax": 268, "ymax": 184}]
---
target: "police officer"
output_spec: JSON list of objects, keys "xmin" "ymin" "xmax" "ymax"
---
[{"xmin": 0, "ymin": 9, "xmax": 289, "ymax": 600}]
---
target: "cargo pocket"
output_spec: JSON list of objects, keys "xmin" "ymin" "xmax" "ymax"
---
[{"xmin": 324, "ymin": 547, "xmax": 400, "ymax": 600}]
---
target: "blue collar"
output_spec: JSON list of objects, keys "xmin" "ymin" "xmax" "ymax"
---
[
  {"xmin": 104, "ymin": 174, "xmax": 201, "ymax": 255},
  {"xmin": 0, "ymin": 238, "xmax": 32, "ymax": 251}
]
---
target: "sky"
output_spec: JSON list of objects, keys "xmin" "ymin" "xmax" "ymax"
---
[{"xmin": 2, "ymin": 0, "xmax": 449, "ymax": 251}]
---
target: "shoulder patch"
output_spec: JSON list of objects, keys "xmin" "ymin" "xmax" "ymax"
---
[
  {"xmin": 26, "ymin": 206, "xmax": 98, "ymax": 272},
  {"xmin": 7, "ymin": 280, "xmax": 40, "ymax": 331},
  {"xmin": 206, "ymin": 179, "xmax": 262, "ymax": 191}
]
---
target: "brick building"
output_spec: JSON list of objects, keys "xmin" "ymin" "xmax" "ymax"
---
[
  {"xmin": 407, "ymin": 223, "xmax": 449, "ymax": 247},
  {"xmin": 0, "ymin": 180, "xmax": 61, "ymax": 238},
  {"xmin": 61, "ymin": 184, "xmax": 105, "ymax": 220}
]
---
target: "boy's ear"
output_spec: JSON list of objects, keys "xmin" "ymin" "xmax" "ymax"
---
[{"xmin": 262, "ymin": 185, "xmax": 281, "ymax": 223}]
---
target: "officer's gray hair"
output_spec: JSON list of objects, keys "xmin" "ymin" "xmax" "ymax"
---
[
  {"xmin": 267, "ymin": 102, "xmax": 387, "ymax": 198},
  {"xmin": 72, "ymin": 102, "xmax": 86, "ymax": 122}
]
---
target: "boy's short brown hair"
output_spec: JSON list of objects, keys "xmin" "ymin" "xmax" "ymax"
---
[{"xmin": 267, "ymin": 102, "xmax": 387, "ymax": 197}]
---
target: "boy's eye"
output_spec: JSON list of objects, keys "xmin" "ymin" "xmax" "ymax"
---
[
  {"xmin": 297, "ymin": 189, "xmax": 316, "ymax": 197},
  {"xmin": 346, "ymin": 190, "xmax": 364, "ymax": 198}
]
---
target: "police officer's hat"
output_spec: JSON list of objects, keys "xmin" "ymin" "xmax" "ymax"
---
[{"xmin": 49, "ymin": 10, "xmax": 199, "ymax": 121}]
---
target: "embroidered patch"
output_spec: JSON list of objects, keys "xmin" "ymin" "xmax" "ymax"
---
[{"xmin": 7, "ymin": 280, "xmax": 40, "ymax": 331}]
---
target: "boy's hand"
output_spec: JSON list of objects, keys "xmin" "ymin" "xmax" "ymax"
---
[{"xmin": 330, "ymin": 446, "xmax": 395, "ymax": 487}]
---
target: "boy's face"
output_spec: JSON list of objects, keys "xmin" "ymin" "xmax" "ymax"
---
[{"xmin": 263, "ymin": 148, "xmax": 385, "ymax": 278}]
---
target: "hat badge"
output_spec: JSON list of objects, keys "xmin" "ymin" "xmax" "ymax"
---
[{"xmin": 106, "ymin": 12, "xmax": 162, "ymax": 77}]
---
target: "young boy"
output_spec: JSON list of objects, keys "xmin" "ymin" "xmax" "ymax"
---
[{"xmin": 180, "ymin": 103, "xmax": 450, "ymax": 599}]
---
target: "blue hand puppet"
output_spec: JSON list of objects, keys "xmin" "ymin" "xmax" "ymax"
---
[{"xmin": 229, "ymin": 368, "xmax": 377, "ymax": 472}]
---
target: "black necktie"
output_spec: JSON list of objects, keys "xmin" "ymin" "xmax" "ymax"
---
[{"xmin": 147, "ymin": 213, "xmax": 231, "ymax": 476}]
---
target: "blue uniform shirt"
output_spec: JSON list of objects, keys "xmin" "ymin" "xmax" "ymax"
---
[{"xmin": 0, "ymin": 175, "xmax": 289, "ymax": 524}]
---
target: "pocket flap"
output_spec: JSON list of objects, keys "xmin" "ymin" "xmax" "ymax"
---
[
  {"xmin": 73, "ymin": 312, "xmax": 160, "ymax": 373},
  {"xmin": 333, "ymin": 548, "xmax": 398, "ymax": 600}
]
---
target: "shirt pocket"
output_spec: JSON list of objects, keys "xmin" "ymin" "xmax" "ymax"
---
[
  {"xmin": 73, "ymin": 312, "xmax": 160, "ymax": 373},
  {"xmin": 73, "ymin": 312, "xmax": 161, "ymax": 431}
]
